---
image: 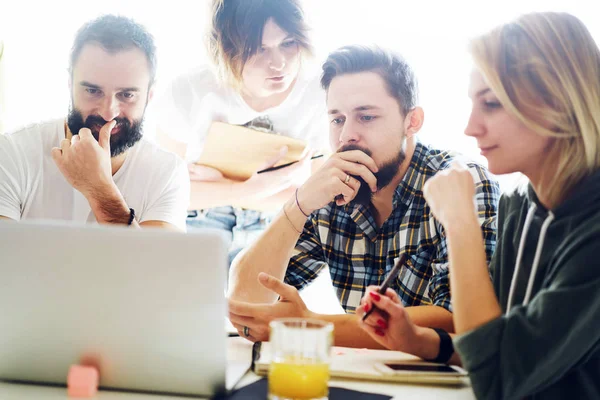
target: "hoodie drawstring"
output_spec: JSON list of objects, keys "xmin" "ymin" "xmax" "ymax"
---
[
  {"xmin": 523, "ymin": 211, "xmax": 555, "ymax": 305},
  {"xmin": 506, "ymin": 204, "xmax": 555, "ymax": 311}
]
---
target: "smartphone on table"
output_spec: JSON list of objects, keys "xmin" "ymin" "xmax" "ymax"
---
[{"xmin": 373, "ymin": 361, "xmax": 468, "ymax": 384}]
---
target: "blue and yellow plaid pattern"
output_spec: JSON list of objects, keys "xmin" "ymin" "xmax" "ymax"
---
[{"xmin": 285, "ymin": 142, "xmax": 500, "ymax": 313}]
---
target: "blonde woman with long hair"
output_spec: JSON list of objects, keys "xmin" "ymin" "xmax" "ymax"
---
[{"xmin": 356, "ymin": 12, "xmax": 600, "ymax": 399}]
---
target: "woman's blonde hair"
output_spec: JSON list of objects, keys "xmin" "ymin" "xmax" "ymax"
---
[
  {"xmin": 206, "ymin": 0, "xmax": 312, "ymax": 90},
  {"xmin": 470, "ymin": 12, "xmax": 600, "ymax": 207}
]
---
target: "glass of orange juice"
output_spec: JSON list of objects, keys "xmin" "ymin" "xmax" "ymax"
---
[{"xmin": 268, "ymin": 318, "xmax": 334, "ymax": 400}]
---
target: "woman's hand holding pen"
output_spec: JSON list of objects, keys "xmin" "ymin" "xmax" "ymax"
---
[
  {"xmin": 189, "ymin": 146, "xmax": 314, "ymax": 199},
  {"xmin": 295, "ymin": 150, "xmax": 379, "ymax": 214},
  {"xmin": 241, "ymin": 146, "xmax": 314, "ymax": 199},
  {"xmin": 356, "ymin": 286, "xmax": 420, "ymax": 352}
]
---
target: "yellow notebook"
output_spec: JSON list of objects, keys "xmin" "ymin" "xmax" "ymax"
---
[{"xmin": 195, "ymin": 122, "xmax": 309, "ymax": 181}]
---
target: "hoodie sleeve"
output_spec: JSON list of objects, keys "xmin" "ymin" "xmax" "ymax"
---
[{"xmin": 454, "ymin": 232, "xmax": 600, "ymax": 400}]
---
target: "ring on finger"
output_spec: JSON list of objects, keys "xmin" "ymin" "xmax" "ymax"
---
[
  {"xmin": 344, "ymin": 174, "xmax": 351, "ymax": 184},
  {"xmin": 243, "ymin": 326, "xmax": 250, "ymax": 337}
]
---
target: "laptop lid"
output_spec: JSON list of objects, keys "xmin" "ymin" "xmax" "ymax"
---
[{"xmin": 0, "ymin": 221, "xmax": 228, "ymax": 397}]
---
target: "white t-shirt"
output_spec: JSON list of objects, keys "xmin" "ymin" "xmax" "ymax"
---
[
  {"xmin": 0, "ymin": 119, "xmax": 190, "ymax": 230},
  {"xmin": 154, "ymin": 66, "xmax": 330, "ymax": 163}
]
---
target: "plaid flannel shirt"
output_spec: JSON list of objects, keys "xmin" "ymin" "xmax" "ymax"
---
[{"xmin": 284, "ymin": 142, "xmax": 500, "ymax": 313}]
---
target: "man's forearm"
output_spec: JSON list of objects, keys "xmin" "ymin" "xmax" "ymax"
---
[
  {"xmin": 311, "ymin": 305, "xmax": 454, "ymax": 348},
  {"xmin": 87, "ymin": 184, "xmax": 139, "ymax": 227},
  {"xmin": 311, "ymin": 312, "xmax": 387, "ymax": 349},
  {"xmin": 228, "ymin": 198, "xmax": 306, "ymax": 303},
  {"xmin": 404, "ymin": 305, "xmax": 455, "ymax": 333}
]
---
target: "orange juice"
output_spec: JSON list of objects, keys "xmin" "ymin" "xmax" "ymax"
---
[{"xmin": 268, "ymin": 359, "xmax": 329, "ymax": 399}]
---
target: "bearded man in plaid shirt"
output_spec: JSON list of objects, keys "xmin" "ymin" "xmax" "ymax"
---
[{"xmin": 228, "ymin": 45, "xmax": 500, "ymax": 349}]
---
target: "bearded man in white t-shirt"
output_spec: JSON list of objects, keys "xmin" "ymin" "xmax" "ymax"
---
[{"xmin": 0, "ymin": 15, "xmax": 189, "ymax": 230}]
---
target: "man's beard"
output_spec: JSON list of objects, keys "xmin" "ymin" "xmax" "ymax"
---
[
  {"xmin": 67, "ymin": 108, "xmax": 144, "ymax": 157},
  {"xmin": 338, "ymin": 143, "xmax": 406, "ymax": 207}
]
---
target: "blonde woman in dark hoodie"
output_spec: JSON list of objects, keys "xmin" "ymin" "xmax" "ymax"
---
[{"xmin": 357, "ymin": 12, "xmax": 600, "ymax": 400}]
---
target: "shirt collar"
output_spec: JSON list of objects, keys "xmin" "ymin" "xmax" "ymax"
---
[{"xmin": 393, "ymin": 141, "xmax": 429, "ymax": 209}]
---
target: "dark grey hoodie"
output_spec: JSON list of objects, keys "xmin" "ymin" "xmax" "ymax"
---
[{"xmin": 454, "ymin": 170, "xmax": 600, "ymax": 400}]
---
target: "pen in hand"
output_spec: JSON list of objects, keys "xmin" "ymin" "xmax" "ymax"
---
[
  {"xmin": 361, "ymin": 253, "xmax": 408, "ymax": 322},
  {"xmin": 256, "ymin": 154, "xmax": 324, "ymax": 174}
]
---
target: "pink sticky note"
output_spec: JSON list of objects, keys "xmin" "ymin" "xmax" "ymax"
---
[{"xmin": 67, "ymin": 365, "xmax": 99, "ymax": 398}]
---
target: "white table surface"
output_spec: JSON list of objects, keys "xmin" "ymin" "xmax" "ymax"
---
[{"xmin": 0, "ymin": 338, "xmax": 476, "ymax": 400}]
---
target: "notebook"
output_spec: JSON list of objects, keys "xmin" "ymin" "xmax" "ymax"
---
[
  {"xmin": 252, "ymin": 342, "xmax": 469, "ymax": 386},
  {"xmin": 195, "ymin": 122, "xmax": 308, "ymax": 181}
]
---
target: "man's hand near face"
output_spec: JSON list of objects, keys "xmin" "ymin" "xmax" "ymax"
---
[
  {"xmin": 52, "ymin": 120, "xmax": 116, "ymax": 198},
  {"xmin": 228, "ymin": 149, "xmax": 380, "ymax": 304},
  {"xmin": 52, "ymin": 120, "xmax": 137, "ymax": 226},
  {"xmin": 295, "ymin": 150, "xmax": 379, "ymax": 214}
]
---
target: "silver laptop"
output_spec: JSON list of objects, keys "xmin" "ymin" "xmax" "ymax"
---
[{"xmin": 0, "ymin": 221, "xmax": 234, "ymax": 397}]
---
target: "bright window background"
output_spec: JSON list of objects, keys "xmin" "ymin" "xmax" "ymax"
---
[
  {"xmin": 0, "ymin": 0, "xmax": 597, "ymax": 313},
  {"xmin": 1, "ymin": 0, "xmax": 597, "ymax": 156}
]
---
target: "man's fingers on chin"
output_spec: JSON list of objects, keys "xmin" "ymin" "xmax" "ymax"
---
[
  {"xmin": 335, "ymin": 194, "xmax": 348, "ymax": 206},
  {"xmin": 78, "ymin": 128, "xmax": 93, "ymax": 139}
]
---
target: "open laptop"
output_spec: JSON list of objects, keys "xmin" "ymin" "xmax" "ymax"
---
[{"xmin": 0, "ymin": 221, "xmax": 246, "ymax": 397}]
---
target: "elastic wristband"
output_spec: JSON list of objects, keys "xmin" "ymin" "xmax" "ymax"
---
[
  {"xmin": 426, "ymin": 328, "xmax": 454, "ymax": 364},
  {"xmin": 295, "ymin": 188, "xmax": 309, "ymax": 217},
  {"xmin": 128, "ymin": 208, "xmax": 135, "ymax": 226}
]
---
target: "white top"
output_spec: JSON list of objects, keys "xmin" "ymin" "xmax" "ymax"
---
[
  {"xmin": 0, "ymin": 119, "xmax": 190, "ymax": 230},
  {"xmin": 154, "ymin": 66, "xmax": 330, "ymax": 163}
]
